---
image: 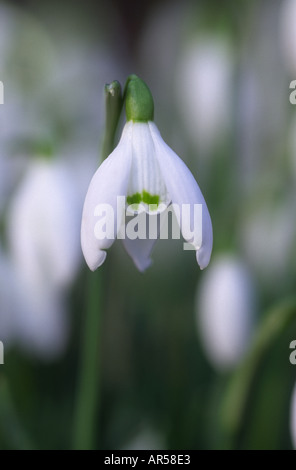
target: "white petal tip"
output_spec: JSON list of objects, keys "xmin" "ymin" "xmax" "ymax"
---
[
  {"xmin": 84, "ymin": 250, "xmax": 107, "ymax": 271},
  {"xmin": 196, "ymin": 248, "xmax": 212, "ymax": 270},
  {"xmin": 135, "ymin": 258, "xmax": 152, "ymax": 273}
]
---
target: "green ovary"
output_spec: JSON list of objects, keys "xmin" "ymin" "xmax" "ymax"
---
[{"xmin": 127, "ymin": 191, "xmax": 160, "ymax": 209}]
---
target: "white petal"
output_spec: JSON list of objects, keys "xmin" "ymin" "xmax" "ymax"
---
[
  {"xmin": 149, "ymin": 122, "xmax": 213, "ymax": 269},
  {"xmin": 127, "ymin": 122, "xmax": 169, "ymax": 212},
  {"xmin": 121, "ymin": 211, "xmax": 159, "ymax": 272},
  {"xmin": 122, "ymin": 237, "xmax": 156, "ymax": 272},
  {"xmin": 81, "ymin": 122, "xmax": 133, "ymax": 270}
]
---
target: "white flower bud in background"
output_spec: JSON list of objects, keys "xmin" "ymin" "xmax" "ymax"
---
[
  {"xmin": 290, "ymin": 382, "xmax": 296, "ymax": 449},
  {"xmin": 176, "ymin": 36, "xmax": 233, "ymax": 156},
  {"xmin": 7, "ymin": 158, "xmax": 82, "ymax": 358},
  {"xmin": 8, "ymin": 159, "xmax": 81, "ymax": 288},
  {"xmin": 241, "ymin": 200, "xmax": 296, "ymax": 288},
  {"xmin": 196, "ymin": 255, "xmax": 256, "ymax": 371},
  {"xmin": 280, "ymin": 0, "xmax": 296, "ymax": 75}
]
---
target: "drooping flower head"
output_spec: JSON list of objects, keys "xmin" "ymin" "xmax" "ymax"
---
[{"xmin": 81, "ymin": 75, "xmax": 213, "ymax": 272}]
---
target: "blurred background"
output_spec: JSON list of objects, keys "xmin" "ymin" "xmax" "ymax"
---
[{"xmin": 0, "ymin": 0, "xmax": 296, "ymax": 450}]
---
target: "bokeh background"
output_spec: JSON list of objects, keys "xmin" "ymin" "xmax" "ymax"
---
[{"xmin": 0, "ymin": 0, "xmax": 296, "ymax": 450}]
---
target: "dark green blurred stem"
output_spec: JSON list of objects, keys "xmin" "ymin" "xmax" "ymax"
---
[
  {"xmin": 0, "ymin": 377, "xmax": 34, "ymax": 450},
  {"xmin": 220, "ymin": 297, "xmax": 296, "ymax": 449},
  {"xmin": 73, "ymin": 81, "xmax": 123, "ymax": 450}
]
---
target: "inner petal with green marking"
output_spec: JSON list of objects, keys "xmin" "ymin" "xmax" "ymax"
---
[
  {"xmin": 126, "ymin": 122, "xmax": 171, "ymax": 214},
  {"xmin": 127, "ymin": 191, "xmax": 161, "ymax": 212}
]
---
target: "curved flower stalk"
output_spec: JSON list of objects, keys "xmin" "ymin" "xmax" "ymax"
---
[
  {"xmin": 81, "ymin": 75, "xmax": 213, "ymax": 272},
  {"xmin": 7, "ymin": 157, "xmax": 81, "ymax": 357},
  {"xmin": 196, "ymin": 255, "xmax": 255, "ymax": 371}
]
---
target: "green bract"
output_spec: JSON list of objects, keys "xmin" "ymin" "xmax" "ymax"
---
[{"xmin": 125, "ymin": 75, "xmax": 154, "ymax": 122}]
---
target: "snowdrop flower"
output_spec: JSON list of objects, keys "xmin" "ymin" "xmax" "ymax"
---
[
  {"xmin": 196, "ymin": 255, "xmax": 255, "ymax": 371},
  {"xmin": 81, "ymin": 75, "xmax": 213, "ymax": 272},
  {"xmin": 290, "ymin": 382, "xmax": 296, "ymax": 449},
  {"xmin": 7, "ymin": 157, "xmax": 81, "ymax": 357}
]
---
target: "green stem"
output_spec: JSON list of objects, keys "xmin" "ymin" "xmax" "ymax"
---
[
  {"xmin": 101, "ymin": 81, "xmax": 123, "ymax": 161},
  {"xmin": 220, "ymin": 297, "xmax": 296, "ymax": 449},
  {"xmin": 73, "ymin": 270, "xmax": 102, "ymax": 450},
  {"xmin": 72, "ymin": 80, "xmax": 123, "ymax": 450},
  {"xmin": 0, "ymin": 377, "xmax": 34, "ymax": 450}
]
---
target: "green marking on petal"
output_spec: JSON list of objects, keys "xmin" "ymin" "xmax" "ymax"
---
[
  {"xmin": 127, "ymin": 193, "xmax": 142, "ymax": 205},
  {"xmin": 127, "ymin": 191, "xmax": 160, "ymax": 208},
  {"xmin": 142, "ymin": 191, "xmax": 159, "ymax": 206}
]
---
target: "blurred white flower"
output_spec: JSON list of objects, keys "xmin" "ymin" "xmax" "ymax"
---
[
  {"xmin": 196, "ymin": 255, "xmax": 255, "ymax": 371},
  {"xmin": 7, "ymin": 157, "xmax": 81, "ymax": 358},
  {"xmin": 9, "ymin": 158, "xmax": 81, "ymax": 288},
  {"xmin": 13, "ymin": 283, "xmax": 69, "ymax": 358},
  {"xmin": 280, "ymin": 0, "xmax": 296, "ymax": 75},
  {"xmin": 176, "ymin": 36, "xmax": 233, "ymax": 155},
  {"xmin": 241, "ymin": 200, "xmax": 296, "ymax": 287},
  {"xmin": 290, "ymin": 382, "xmax": 296, "ymax": 449}
]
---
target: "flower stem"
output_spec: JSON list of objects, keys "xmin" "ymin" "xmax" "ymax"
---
[
  {"xmin": 101, "ymin": 81, "xmax": 123, "ymax": 161},
  {"xmin": 73, "ymin": 80, "xmax": 123, "ymax": 450},
  {"xmin": 220, "ymin": 297, "xmax": 296, "ymax": 449},
  {"xmin": 73, "ymin": 269, "xmax": 102, "ymax": 450},
  {"xmin": 0, "ymin": 377, "xmax": 34, "ymax": 449}
]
